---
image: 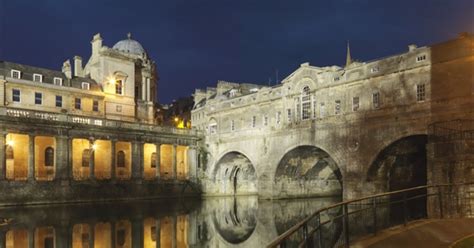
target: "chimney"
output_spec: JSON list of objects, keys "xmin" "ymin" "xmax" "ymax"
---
[
  {"xmin": 91, "ymin": 33, "xmax": 103, "ymax": 55},
  {"xmin": 74, "ymin": 56, "xmax": 83, "ymax": 77},
  {"xmin": 62, "ymin": 60, "xmax": 72, "ymax": 79},
  {"xmin": 408, "ymin": 44, "xmax": 417, "ymax": 52}
]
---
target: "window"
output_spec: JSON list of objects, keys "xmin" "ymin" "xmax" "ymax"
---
[
  {"xmin": 320, "ymin": 103, "xmax": 326, "ymax": 118},
  {"xmin": 11, "ymin": 70, "xmax": 21, "ymax": 79},
  {"xmin": 116, "ymin": 79, "xmax": 123, "ymax": 95},
  {"xmin": 116, "ymin": 105, "xmax": 122, "ymax": 112},
  {"xmin": 33, "ymin": 73, "xmax": 43, "ymax": 82},
  {"xmin": 352, "ymin": 97, "xmax": 359, "ymax": 111},
  {"xmin": 276, "ymin": 111, "xmax": 281, "ymax": 124},
  {"xmin": 264, "ymin": 116, "xmax": 268, "ymax": 126},
  {"xmin": 55, "ymin": 95, "xmax": 62, "ymax": 108},
  {"xmin": 416, "ymin": 84, "xmax": 426, "ymax": 102},
  {"xmin": 117, "ymin": 151, "xmax": 126, "ymax": 168},
  {"xmin": 74, "ymin": 98, "xmax": 81, "ymax": 110},
  {"xmin": 93, "ymin": 100, "xmax": 99, "ymax": 112},
  {"xmin": 151, "ymin": 226, "xmax": 157, "ymax": 241},
  {"xmin": 252, "ymin": 116, "xmax": 256, "ymax": 128},
  {"xmin": 373, "ymin": 92, "xmax": 380, "ymax": 109},
  {"xmin": 82, "ymin": 149, "xmax": 91, "ymax": 167},
  {"xmin": 151, "ymin": 152, "xmax": 157, "ymax": 168},
  {"xmin": 370, "ymin": 67, "xmax": 379, "ymax": 73},
  {"xmin": 117, "ymin": 229, "xmax": 126, "ymax": 246},
  {"xmin": 301, "ymin": 86, "xmax": 311, "ymax": 120},
  {"xmin": 35, "ymin": 92, "xmax": 42, "ymax": 105},
  {"xmin": 6, "ymin": 146, "xmax": 14, "ymax": 160},
  {"xmin": 12, "ymin": 89, "xmax": 20, "ymax": 102},
  {"xmin": 45, "ymin": 147, "xmax": 54, "ymax": 167},
  {"xmin": 313, "ymin": 100, "xmax": 317, "ymax": 118},
  {"xmin": 53, "ymin": 77, "xmax": 63, "ymax": 86},
  {"xmin": 209, "ymin": 123, "xmax": 217, "ymax": 134},
  {"xmin": 335, "ymin": 100, "xmax": 341, "ymax": 115},
  {"xmin": 230, "ymin": 120, "xmax": 235, "ymax": 131},
  {"xmin": 416, "ymin": 55, "xmax": 426, "ymax": 62},
  {"xmin": 333, "ymin": 76, "xmax": 340, "ymax": 82},
  {"xmin": 287, "ymin": 109, "xmax": 292, "ymax": 122},
  {"xmin": 81, "ymin": 82, "xmax": 90, "ymax": 90}
]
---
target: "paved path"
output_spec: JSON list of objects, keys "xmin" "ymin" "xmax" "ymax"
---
[{"xmin": 352, "ymin": 218, "xmax": 474, "ymax": 248}]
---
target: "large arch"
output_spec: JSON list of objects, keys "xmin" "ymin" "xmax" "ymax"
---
[
  {"xmin": 212, "ymin": 152, "xmax": 257, "ymax": 195},
  {"xmin": 367, "ymin": 135, "xmax": 428, "ymax": 222},
  {"xmin": 273, "ymin": 145, "xmax": 342, "ymax": 199}
]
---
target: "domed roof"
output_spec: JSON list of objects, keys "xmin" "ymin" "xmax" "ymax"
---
[{"xmin": 112, "ymin": 33, "xmax": 146, "ymax": 55}]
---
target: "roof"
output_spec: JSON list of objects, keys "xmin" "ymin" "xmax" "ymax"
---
[
  {"xmin": 0, "ymin": 61, "xmax": 102, "ymax": 91},
  {"xmin": 112, "ymin": 33, "xmax": 146, "ymax": 55}
]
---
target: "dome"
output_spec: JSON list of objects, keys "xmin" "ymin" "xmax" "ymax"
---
[{"xmin": 112, "ymin": 33, "xmax": 146, "ymax": 55}]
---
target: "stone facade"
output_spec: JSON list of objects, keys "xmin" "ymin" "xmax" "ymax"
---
[{"xmin": 192, "ymin": 34, "xmax": 474, "ymax": 200}]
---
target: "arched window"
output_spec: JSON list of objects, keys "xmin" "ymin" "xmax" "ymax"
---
[
  {"xmin": 117, "ymin": 151, "xmax": 125, "ymax": 168},
  {"xmin": 45, "ymin": 147, "xmax": 54, "ymax": 167},
  {"xmin": 115, "ymin": 80, "xmax": 123, "ymax": 95},
  {"xmin": 6, "ymin": 146, "xmax": 13, "ymax": 160},
  {"xmin": 151, "ymin": 152, "xmax": 157, "ymax": 168},
  {"xmin": 82, "ymin": 149, "xmax": 91, "ymax": 167},
  {"xmin": 301, "ymin": 86, "xmax": 312, "ymax": 120}
]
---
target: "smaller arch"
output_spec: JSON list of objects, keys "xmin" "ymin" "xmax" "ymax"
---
[
  {"xmin": 212, "ymin": 151, "xmax": 257, "ymax": 195},
  {"xmin": 44, "ymin": 147, "xmax": 54, "ymax": 167}
]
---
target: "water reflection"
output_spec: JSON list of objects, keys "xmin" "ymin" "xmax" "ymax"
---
[{"xmin": 0, "ymin": 196, "xmax": 340, "ymax": 247}]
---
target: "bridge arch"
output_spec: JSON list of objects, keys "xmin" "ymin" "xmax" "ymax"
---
[
  {"xmin": 212, "ymin": 151, "xmax": 257, "ymax": 195},
  {"xmin": 273, "ymin": 145, "xmax": 342, "ymax": 198}
]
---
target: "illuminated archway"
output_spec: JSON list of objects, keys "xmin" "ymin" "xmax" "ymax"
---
[{"xmin": 213, "ymin": 152, "xmax": 257, "ymax": 195}]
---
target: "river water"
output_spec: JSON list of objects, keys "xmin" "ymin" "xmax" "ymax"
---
[{"xmin": 0, "ymin": 196, "xmax": 341, "ymax": 247}]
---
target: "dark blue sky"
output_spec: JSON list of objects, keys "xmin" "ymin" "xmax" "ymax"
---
[{"xmin": 0, "ymin": 0, "xmax": 473, "ymax": 103}]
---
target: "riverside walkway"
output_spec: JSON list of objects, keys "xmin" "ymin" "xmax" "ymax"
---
[{"xmin": 352, "ymin": 218, "xmax": 474, "ymax": 248}]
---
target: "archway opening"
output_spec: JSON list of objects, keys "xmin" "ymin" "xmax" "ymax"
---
[
  {"xmin": 274, "ymin": 146, "xmax": 342, "ymax": 198},
  {"xmin": 213, "ymin": 152, "xmax": 257, "ymax": 195},
  {"xmin": 367, "ymin": 135, "xmax": 428, "ymax": 222}
]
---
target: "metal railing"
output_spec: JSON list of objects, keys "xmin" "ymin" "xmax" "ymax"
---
[{"xmin": 267, "ymin": 183, "xmax": 473, "ymax": 248}]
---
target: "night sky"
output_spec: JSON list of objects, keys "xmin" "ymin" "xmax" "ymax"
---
[{"xmin": 0, "ymin": 0, "xmax": 473, "ymax": 103}]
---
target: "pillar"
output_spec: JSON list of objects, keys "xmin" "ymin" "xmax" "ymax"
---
[
  {"xmin": 111, "ymin": 221, "xmax": 116, "ymax": 247},
  {"xmin": 171, "ymin": 217, "xmax": 176, "ymax": 248},
  {"xmin": 54, "ymin": 224, "xmax": 68, "ymax": 248},
  {"xmin": 0, "ymin": 131, "xmax": 5, "ymax": 180},
  {"xmin": 111, "ymin": 140, "xmax": 116, "ymax": 180},
  {"xmin": 155, "ymin": 143, "xmax": 161, "ymax": 180},
  {"xmin": 146, "ymin": 78, "xmax": 151, "ymax": 102},
  {"xmin": 56, "ymin": 136, "xmax": 69, "ymax": 181},
  {"xmin": 132, "ymin": 141, "xmax": 143, "ymax": 180},
  {"xmin": 142, "ymin": 77, "xmax": 146, "ymax": 101},
  {"xmin": 172, "ymin": 145, "xmax": 177, "ymax": 180},
  {"xmin": 28, "ymin": 228, "xmax": 34, "ymax": 248},
  {"xmin": 131, "ymin": 219, "xmax": 143, "ymax": 248},
  {"xmin": 88, "ymin": 223, "xmax": 94, "ymax": 248},
  {"xmin": 155, "ymin": 219, "xmax": 161, "ymax": 248},
  {"xmin": 89, "ymin": 140, "xmax": 95, "ymax": 180},
  {"xmin": 187, "ymin": 146, "xmax": 198, "ymax": 182},
  {"xmin": 28, "ymin": 134, "xmax": 35, "ymax": 181},
  {"xmin": 0, "ymin": 230, "xmax": 5, "ymax": 248},
  {"xmin": 68, "ymin": 138, "xmax": 73, "ymax": 180}
]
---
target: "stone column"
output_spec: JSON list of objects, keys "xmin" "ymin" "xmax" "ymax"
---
[
  {"xmin": 0, "ymin": 131, "xmax": 5, "ymax": 180},
  {"xmin": 142, "ymin": 77, "xmax": 147, "ymax": 101},
  {"xmin": 171, "ymin": 217, "xmax": 176, "ymax": 248},
  {"xmin": 88, "ymin": 223, "xmax": 95, "ymax": 248},
  {"xmin": 54, "ymin": 224, "xmax": 69, "ymax": 248},
  {"xmin": 187, "ymin": 146, "xmax": 197, "ymax": 182},
  {"xmin": 0, "ymin": 230, "xmax": 5, "ymax": 248},
  {"xmin": 131, "ymin": 219, "xmax": 143, "ymax": 248},
  {"xmin": 132, "ymin": 141, "xmax": 143, "ymax": 180},
  {"xmin": 155, "ymin": 143, "xmax": 161, "ymax": 180},
  {"xmin": 111, "ymin": 221, "xmax": 116, "ymax": 247},
  {"xmin": 146, "ymin": 78, "xmax": 151, "ymax": 102},
  {"xmin": 172, "ymin": 144, "xmax": 177, "ymax": 180},
  {"xmin": 28, "ymin": 134, "xmax": 35, "ymax": 181},
  {"xmin": 28, "ymin": 228, "xmax": 35, "ymax": 248},
  {"xmin": 55, "ymin": 136, "xmax": 69, "ymax": 181},
  {"xmin": 155, "ymin": 219, "xmax": 161, "ymax": 248},
  {"xmin": 111, "ymin": 140, "xmax": 116, "ymax": 180},
  {"xmin": 68, "ymin": 138, "xmax": 74, "ymax": 180},
  {"xmin": 89, "ymin": 140, "xmax": 95, "ymax": 180}
]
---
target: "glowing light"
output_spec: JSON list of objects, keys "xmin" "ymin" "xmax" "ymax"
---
[
  {"xmin": 106, "ymin": 76, "xmax": 116, "ymax": 85},
  {"xmin": 174, "ymin": 117, "xmax": 179, "ymax": 122},
  {"xmin": 6, "ymin": 140, "xmax": 14, "ymax": 147},
  {"xmin": 92, "ymin": 144, "xmax": 98, "ymax": 150}
]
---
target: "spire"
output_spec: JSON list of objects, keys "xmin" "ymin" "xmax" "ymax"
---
[
  {"xmin": 127, "ymin": 32, "xmax": 132, "ymax": 39},
  {"xmin": 345, "ymin": 41, "xmax": 352, "ymax": 67}
]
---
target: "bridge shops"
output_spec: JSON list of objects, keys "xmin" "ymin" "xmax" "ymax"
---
[{"xmin": 0, "ymin": 107, "xmax": 201, "ymax": 206}]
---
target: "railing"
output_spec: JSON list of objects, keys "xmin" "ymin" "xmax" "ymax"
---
[{"xmin": 267, "ymin": 183, "xmax": 473, "ymax": 248}]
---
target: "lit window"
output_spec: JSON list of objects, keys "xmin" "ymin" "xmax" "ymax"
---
[
  {"xmin": 93, "ymin": 100, "xmax": 99, "ymax": 112},
  {"xmin": 35, "ymin": 92, "xmax": 42, "ymax": 105},
  {"xmin": 373, "ymin": 92, "xmax": 380, "ymax": 109},
  {"xmin": 74, "ymin": 98, "xmax": 81, "ymax": 110},
  {"xmin": 416, "ymin": 84, "xmax": 426, "ymax": 102},
  {"xmin": 10, "ymin": 70, "xmax": 21, "ymax": 79},
  {"xmin": 230, "ymin": 120, "xmax": 235, "ymax": 131},
  {"xmin": 276, "ymin": 111, "xmax": 281, "ymax": 124},
  {"xmin": 320, "ymin": 103, "xmax": 326, "ymax": 118},
  {"xmin": 335, "ymin": 100, "xmax": 341, "ymax": 115},
  {"xmin": 53, "ymin": 77, "xmax": 63, "ymax": 86},
  {"xmin": 82, "ymin": 149, "xmax": 91, "ymax": 167},
  {"xmin": 252, "ymin": 116, "xmax": 256, "ymax": 128},
  {"xmin": 151, "ymin": 152, "xmax": 157, "ymax": 168},
  {"xmin": 44, "ymin": 147, "xmax": 54, "ymax": 167},
  {"xmin": 352, "ymin": 97, "xmax": 359, "ymax": 111},
  {"xmin": 116, "ymin": 79, "xmax": 123, "ymax": 95},
  {"xmin": 33, "ymin": 73, "xmax": 43, "ymax": 82},
  {"xmin": 81, "ymin": 82, "xmax": 90, "ymax": 90},
  {"xmin": 287, "ymin": 109, "xmax": 292, "ymax": 122},
  {"xmin": 12, "ymin": 89, "xmax": 20, "ymax": 102},
  {"xmin": 416, "ymin": 55, "xmax": 426, "ymax": 62},
  {"xmin": 55, "ymin": 95, "xmax": 62, "ymax": 108}
]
